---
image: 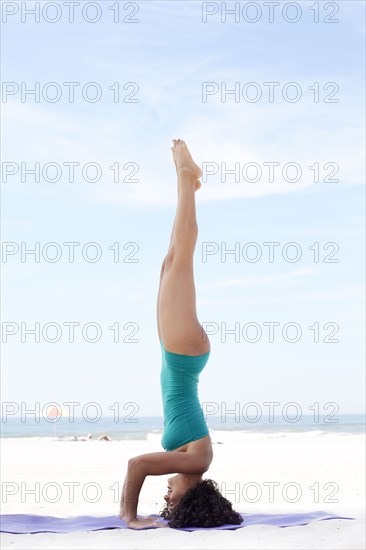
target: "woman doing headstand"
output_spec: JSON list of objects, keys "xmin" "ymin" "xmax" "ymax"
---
[{"xmin": 119, "ymin": 139, "xmax": 243, "ymax": 530}]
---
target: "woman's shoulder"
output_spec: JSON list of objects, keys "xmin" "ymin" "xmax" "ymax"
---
[{"xmin": 186, "ymin": 435, "xmax": 213, "ymax": 469}]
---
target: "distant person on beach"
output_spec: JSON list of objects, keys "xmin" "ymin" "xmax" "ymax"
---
[
  {"xmin": 57, "ymin": 433, "xmax": 91, "ymax": 442},
  {"xmin": 119, "ymin": 140, "xmax": 243, "ymax": 530},
  {"xmin": 98, "ymin": 434, "xmax": 111, "ymax": 441},
  {"xmin": 77, "ymin": 433, "xmax": 92, "ymax": 441}
]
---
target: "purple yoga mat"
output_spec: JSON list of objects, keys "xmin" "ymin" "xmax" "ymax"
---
[{"xmin": 0, "ymin": 511, "xmax": 354, "ymax": 533}]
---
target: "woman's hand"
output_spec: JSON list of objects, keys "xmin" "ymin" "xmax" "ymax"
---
[
  {"xmin": 127, "ymin": 518, "xmax": 168, "ymax": 530},
  {"xmin": 120, "ymin": 514, "xmax": 158, "ymax": 523}
]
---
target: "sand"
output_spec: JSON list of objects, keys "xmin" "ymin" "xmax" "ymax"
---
[{"xmin": 0, "ymin": 431, "xmax": 364, "ymax": 549}]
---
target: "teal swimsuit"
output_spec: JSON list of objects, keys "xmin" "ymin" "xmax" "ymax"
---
[{"xmin": 160, "ymin": 340, "xmax": 210, "ymax": 451}]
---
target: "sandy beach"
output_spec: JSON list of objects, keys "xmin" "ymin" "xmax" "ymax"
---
[{"xmin": 0, "ymin": 430, "xmax": 364, "ymax": 549}]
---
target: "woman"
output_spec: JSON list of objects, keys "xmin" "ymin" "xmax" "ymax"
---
[{"xmin": 119, "ymin": 139, "xmax": 243, "ymax": 530}]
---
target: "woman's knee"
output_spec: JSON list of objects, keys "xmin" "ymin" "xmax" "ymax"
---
[
  {"xmin": 160, "ymin": 254, "xmax": 172, "ymax": 280},
  {"xmin": 164, "ymin": 250, "xmax": 175, "ymax": 268},
  {"xmin": 165, "ymin": 248, "xmax": 194, "ymax": 270}
]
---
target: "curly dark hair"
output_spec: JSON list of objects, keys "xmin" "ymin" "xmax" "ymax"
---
[{"xmin": 159, "ymin": 478, "xmax": 243, "ymax": 528}]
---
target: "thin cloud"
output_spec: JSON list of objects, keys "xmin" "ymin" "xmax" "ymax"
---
[
  {"xmin": 197, "ymin": 267, "xmax": 317, "ymax": 291},
  {"xmin": 197, "ymin": 283, "xmax": 364, "ymax": 307}
]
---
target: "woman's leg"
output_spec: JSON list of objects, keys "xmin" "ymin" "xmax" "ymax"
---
[{"xmin": 157, "ymin": 139, "xmax": 210, "ymax": 355}]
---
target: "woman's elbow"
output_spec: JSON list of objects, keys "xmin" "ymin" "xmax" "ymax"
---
[{"xmin": 127, "ymin": 456, "xmax": 146, "ymax": 474}]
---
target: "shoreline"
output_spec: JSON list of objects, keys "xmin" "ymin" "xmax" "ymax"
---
[{"xmin": 1, "ymin": 429, "xmax": 364, "ymax": 441}]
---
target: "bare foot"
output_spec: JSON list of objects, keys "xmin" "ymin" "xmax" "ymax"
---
[{"xmin": 171, "ymin": 139, "xmax": 202, "ymax": 190}]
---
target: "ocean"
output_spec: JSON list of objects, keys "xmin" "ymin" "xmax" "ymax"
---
[{"xmin": 0, "ymin": 414, "xmax": 364, "ymax": 440}]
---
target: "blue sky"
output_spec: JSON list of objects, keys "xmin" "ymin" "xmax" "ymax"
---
[{"xmin": 1, "ymin": 1, "xmax": 365, "ymax": 419}]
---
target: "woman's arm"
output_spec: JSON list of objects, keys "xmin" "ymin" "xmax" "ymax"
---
[
  {"xmin": 120, "ymin": 449, "xmax": 210, "ymax": 526},
  {"xmin": 119, "ymin": 472, "xmax": 127, "ymax": 519},
  {"xmin": 120, "ymin": 458, "xmax": 146, "ymax": 523}
]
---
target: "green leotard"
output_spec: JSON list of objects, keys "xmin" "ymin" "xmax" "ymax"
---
[{"xmin": 160, "ymin": 340, "xmax": 210, "ymax": 451}]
